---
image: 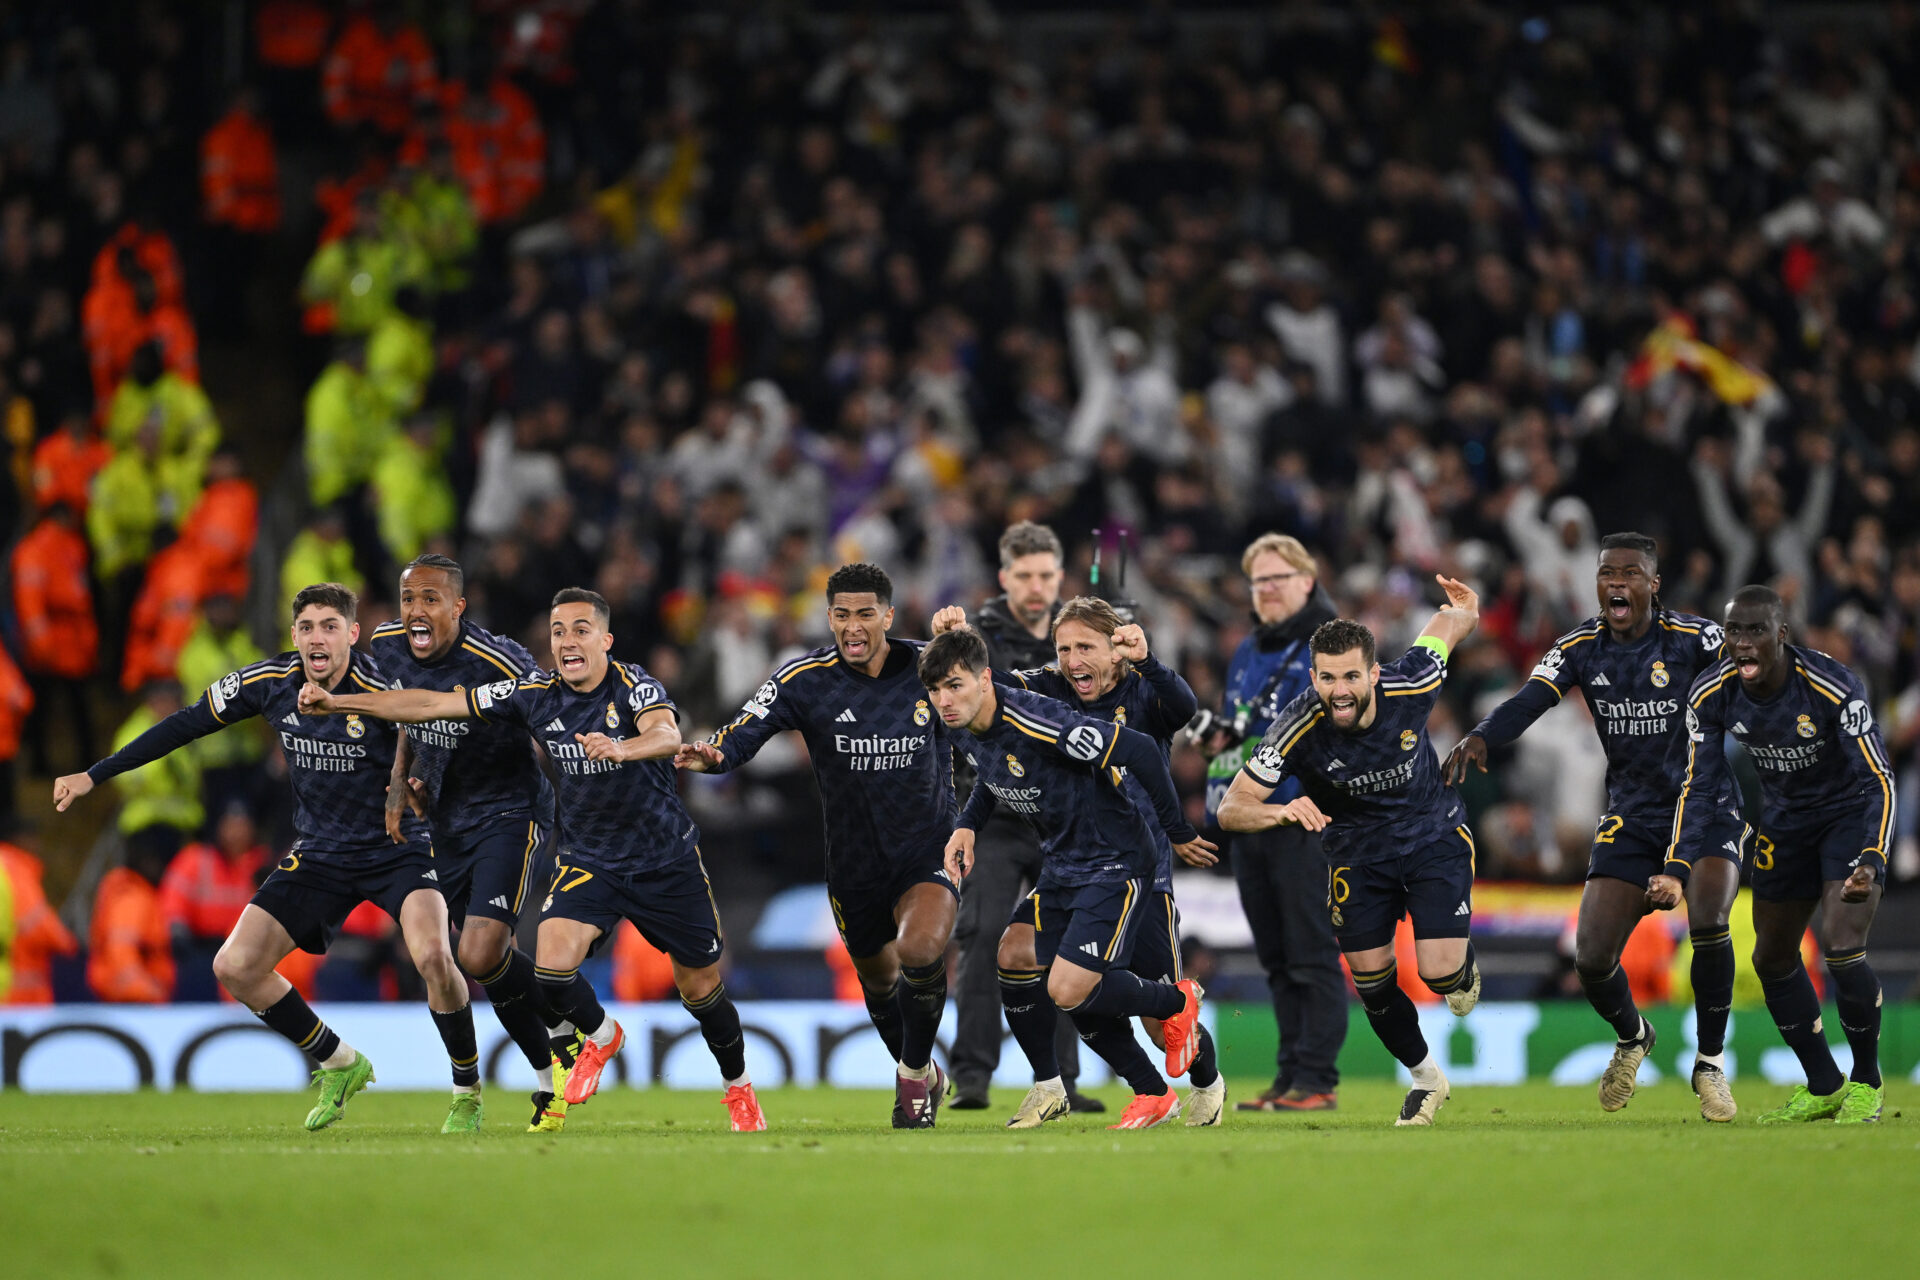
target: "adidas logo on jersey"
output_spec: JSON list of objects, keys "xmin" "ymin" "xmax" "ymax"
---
[
  {"xmin": 546, "ymin": 718, "xmax": 566, "ymax": 732},
  {"xmin": 421, "ymin": 870, "xmax": 439, "ymax": 881},
  {"xmin": 1731, "ymin": 722, "xmax": 1748, "ymax": 736},
  {"xmin": 1080, "ymin": 941, "xmax": 1101, "ymax": 956},
  {"xmin": 282, "ymin": 712, "xmax": 300, "ymax": 725},
  {"xmin": 1589, "ymin": 673, "xmax": 1611, "ymax": 686},
  {"xmin": 1454, "ymin": 901, "xmax": 1470, "ymax": 916},
  {"xmin": 836, "ymin": 708, "xmax": 857, "ymax": 723},
  {"xmin": 1722, "ymin": 841, "xmax": 1740, "ymax": 856},
  {"xmin": 1327, "ymin": 758, "xmax": 1346, "ymax": 770},
  {"xmin": 489, "ymin": 896, "xmax": 510, "ymax": 910}
]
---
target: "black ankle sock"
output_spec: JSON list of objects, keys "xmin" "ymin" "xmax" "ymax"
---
[
  {"xmin": 683, "ymin": 983, "xmax": 747, "ymax": 1080},
  {"xmin": 474, "ymin": 947, "xmax": 555, "ymax": 1073},
  {"xmin": 430, "ymin": 1004, "xmax": 481, "ymax": 1088},
  {"xmin": 1069, "ymin": 1012, "xmax": 1165, "ymax": 1095},
  {"xmin": 1760, "ymin": 965, "xmax": 1846, "ymax": 1095},
  {"xmin": 862, "ymin": 980, "xmax": 906, "ymax": 1061},
  {"xmin": 255, "ymin": 988, "xmax": 341, "ymax": 1065},
  {"xmin": 1189, "ymin": 1023, "xmax": 1220, "ymax": 1088},
  {"xmin": 999, "ymin": 968, "xmax": 1059, "ymax": 1080},
  {"xmin": 1689, "ymin": 927, "xmax": 1735, "ymax": 1057},
  {"xmin": 1350, "ymin": 963, "xmax": 1431, "ymax": 1070},
  {"xmin": 1578, "ymin": 962, "xmax": 1644, "ymax": 1041},
  {"xmin": 1076, "ymin": 967, "xmax": 1184, "ymax": 1021},
  {"xmin": 1825, "ymin": 950, "xmax": 1883, "ymax": 1089},
  {"xmin": 536, "ymin": 964, "xmax": 606, "ymax": 1043},
  {"xmin": 899, "ymin": 960, "xmax": 947, "ymax": 1071}
]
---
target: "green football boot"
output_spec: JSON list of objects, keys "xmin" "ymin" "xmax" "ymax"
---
[
  {"xmin": 442, "ymin": 1091, "xmax": 484, "ymax": 1134},
  {"xmin": 304, "ymin": 1052, "xmax": 376, "ymax": 1131},
  {"xmin": 1833, "ymin": 1081, "xmax": 1884, "ymax": 1125},
  {"xmin": 1755, "ymin": 1083, "xmax": 1846, "ymax": 1124}
]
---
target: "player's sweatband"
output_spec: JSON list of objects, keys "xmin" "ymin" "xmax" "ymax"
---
[{"xmin": 1413, "ymin": 634, "xmax": 1450, "ymax": 661}]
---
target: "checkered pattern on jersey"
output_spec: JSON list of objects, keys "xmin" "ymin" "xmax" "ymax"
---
[
  {"xmin": 371, "ymin": 619, "xmax": 555, "ymax": 836},
  {"xmin": 467, "ymin": 660, "xmax": 698, "ymax": 876}
]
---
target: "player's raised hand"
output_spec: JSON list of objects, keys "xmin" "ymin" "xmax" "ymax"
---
[
  {"xmin": 674, "ymin": 741, "xmax": 725, "ymax": 772},
  {"xmin": 575, "ymin": 732, "xmax": 625, "ymax": 762},
  {"xmin": 1113, "ymin": 623, "xmax": 1149, "ymax": 662},
  {"xmin": 1436, "ymin": 574, "xmax": 1479, "ymax": 615},
  {"xmin": 52, "ymin": 772, "xmax": 94, "ymax": 812},
  {"xmin": 1173, "ymin": 834, "xmax": 1219, "ymax": 867},
  {"xmin": 1645, "ymin": 873, "xmax": 1684, "ymax": 911},
  {"xmin": 1841, "ymin": 863, "xmax": 1878, "ymax": 903},
  {"xmin": 1276, "ymin": 796, "xmax": 1331, "ymax": 832},
  {"xmin": 298, "ymin": 681, "xmax": 336, "ymax": 715},
  {"xmin": 1444, "ymin": 733, "xmax": 1488, "ymax": 787},
  {"xmin": 930, "ymin": 605, "xmax": 967, "ymax": 635},
  {"xmin": 944, "ymin": 828, "xmax": 976, "ymax": 881}
]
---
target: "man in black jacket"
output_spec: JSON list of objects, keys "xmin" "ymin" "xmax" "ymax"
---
[{"xmin": 946, "ymin": 521, "xmax": 1100, "ymax": 1112}]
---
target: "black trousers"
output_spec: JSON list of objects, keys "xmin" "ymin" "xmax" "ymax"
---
[
  {"xmin": 1230, "ymin": 822, "xmax": 1347, "ymax": 1092},
  {"xmin": 950, "ymin": 809, "xmax": 1080, "ymax": 1088}
]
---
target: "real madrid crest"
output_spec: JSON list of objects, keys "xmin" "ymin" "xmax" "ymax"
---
[
  {"xmin": 605, "ymin": 701, "xmax": 620, "ymax": 729},
  {"xmin": 1650, "ymin": 661, "xmax": 1669, "ymax": 688},
  {"xmin": 1330, "ymin": 905, "xmax": 1344, "ymax": 928},
  {"xmin": 1796, "ymin": 714, "xmax": 1817, "ymax": 739},
  {"xmin": 914, "ymin": 699, "xmax": 931, "ymax": 726},
  {"xmin": 1006, "ymin": 753, "xmax": 1026, "ymax": 778},
  {"xmin": 345, "ymin": 714, "xmax": 365, "ymax": 739},
  {"xmin": 1113, "ymin": 705, "xmax": 1128, "ymax": 725},
  {"xmin": 1399, "ymin": 729, "xmax": 1416, "ymax": 751}
]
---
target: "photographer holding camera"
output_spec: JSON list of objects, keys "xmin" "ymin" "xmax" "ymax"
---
[{"xmin": 1202, "ymin": 533, "xmax": 1346, "ymax": 1111}]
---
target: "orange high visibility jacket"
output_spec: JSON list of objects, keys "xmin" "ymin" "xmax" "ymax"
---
[
  {"xmin": 86, "ymin": 299, "xmax": 200, "ymax": 406},
  {"xmin": 0, "ymin": 642, "xmax": 32, "ymax": 761},
  {"xmin": 177, "ymin": 476, "xmax": 259, "ymax": 601},
  {"xmin": 158, "ymin": 842, "xmax": 266, "ymax": 941},
  {"xmin": 436, "ymin": 76, "xmax": 544, "ymax": 223},
  {"xmin": 89, "ymin": 225, "xmax": 183, "ymax": 310},
  {"xmin": 612, "ymin": 921, "xmax": 678, "ymax": 1002},
  {"xmin": 201, "ymin": 107, "xmax": 282, "ymax": 233},
  {"xmin": 121, "ymin": 541, "xmax": 207, "ymax": 692},
  {"xmin": 31, "ymin": 429, "xmax": 110, "ymax": 514},
  {"xmin": 0, "ymin": 846, "xmax": 78, "ymax": 1004},
  {"xmin": 322, "ymin": 16, "xmax": 437, "ymax": 134},
  {"xmin": 255, "ymin": 0, "xmax": 333, "ymax": 69},
  {"xmin": 88, "ymin": 867, "xmax": 175, "ymax": 1003},
  {"xmin": 11, "ymin": 517, "xmax": 97, "ymax": 679}
]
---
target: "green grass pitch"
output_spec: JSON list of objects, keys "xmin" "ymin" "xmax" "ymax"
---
[{"xmin": 1, "ymin": 1080, "xmax": 1909, "ymax": 1279}]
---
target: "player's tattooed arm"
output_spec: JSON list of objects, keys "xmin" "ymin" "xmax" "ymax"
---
[{"xmin": 385, "ymin": 731, "xmax": 427, "ymax": 844}]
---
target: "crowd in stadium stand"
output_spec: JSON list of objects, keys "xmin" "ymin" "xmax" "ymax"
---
[{"xmin": 2, "ymin": 2, "xmax": 1920, "ymax": 1002}]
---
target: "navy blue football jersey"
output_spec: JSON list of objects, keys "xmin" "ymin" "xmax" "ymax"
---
[
  {"xmin": 1474, "ymin": 609, "xmax": 1733, "ymax": 825},
  {"xmin": 955, "ymin": 685, "xmax": 1194, "ymax": 887},
  {"xmin": 707, "ymin": 640, "xmax": 954, "ymax": 888},
  {"xmin": 370, "ymin": 618, "xmax": 556, "ymax": 836},
  {"xmin": 465, "ymin": 660, "xmax": 697, "ymax": 876},
  {"xmin": 1006, "ymin": 654, "xmax": 1198, "ymax": 893},
  {"xmin": 90, "ymin": 649, "xmax": 426, "ymax": 862},
  {"xmin": 1668, "ymin": 646, "xmax": 1895, "ymax": 877},
  {"xmin": 1241, "ymin": 643, "xmax": 1465, "ymax": 862}
]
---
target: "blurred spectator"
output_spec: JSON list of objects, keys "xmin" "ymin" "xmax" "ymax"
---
[
  {"xmin": 159, "ymin": 802, "xmax": 267, "ymax": 950},
  {"xmin": 321, "ymin": 10, "xmax": 435, "ymax": 136},
  {"xmin": 0, "ymin": 824, "xmax": 77, "ymax": 1004},
  {"xmin": 87, "ymin": 838, "xmax": 175, "ymax": 1003},
  {"xmin": 109, "ymin": 681, "xmax": 201, "ymax": 866},
  {"xmin": 0, "ymin": 640, "xmax": 31, "ymax": 820},
  {"xmin": 12, "ymin": 503, "xmax": 97, "ymax": 773},
  {"xmin": 281, "ymin": 507, "xmax": 364, "ymax": 604}
]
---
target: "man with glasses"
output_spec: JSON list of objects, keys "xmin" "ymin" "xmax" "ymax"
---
[{"xmin": 1203, "ymin": 533, "xmax": 1347, "ymax": 1110}]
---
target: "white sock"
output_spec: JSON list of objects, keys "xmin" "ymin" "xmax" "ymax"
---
[
  {"xmin": 320, "ymin": 1042, "xmax": 358, "ymax": 1071},
  {"xmin": 1033, "ymin": 1075, "xmax": 1066, "ymax": 1094},
  {"xmin": 1619, "ymin": 1016, "xmax": 1648, "ymax": 1045},
  {"xmin": 453, "ymin": 1083, "xmax": 480, "ymax": 1096},
  {"xmin": 537, "ymin": 1063, "xmax": 555, "ymax": 1093},
  {"xmin": 1409, "ymin": 1055, "xmax": 1445, "ymax": 1089},
  {"xmin": 586, "ymin": 1017, "xmax": 617, "ymax": 1048},
  {"xmin": 1695, "ymin": 1051, "xmax": 1726, "ymax": 1071},
  {"xmin": 724, "ymin": 1072, "xmax": 751, "ymax": 1090},
  {"xmin": 552, "ymin": 1020, "xmax": 576, "ymax": 1040},
  {"xmin": 898, "ymin": 1061, "xmax": 935, "ymax": 1082}
]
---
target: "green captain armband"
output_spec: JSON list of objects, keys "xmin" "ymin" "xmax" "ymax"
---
[{"xmin": 1413, "ymin": 634, "xmax": 1451, "ymax": 662}]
